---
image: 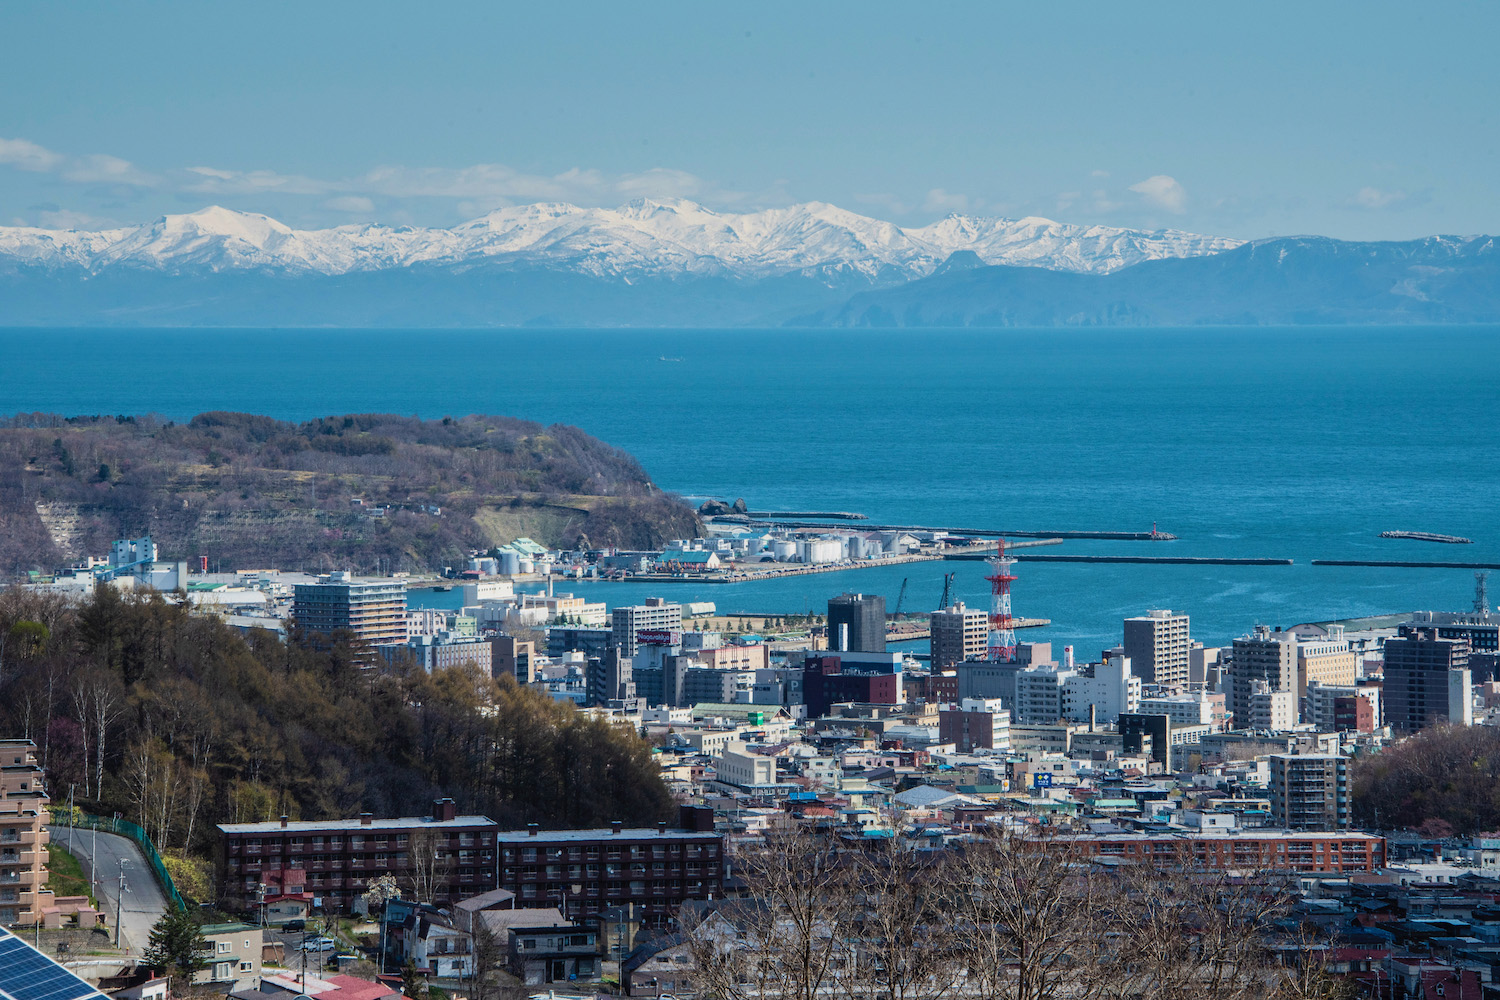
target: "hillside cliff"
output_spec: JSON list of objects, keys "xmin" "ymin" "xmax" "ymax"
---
[{"xmin": 0, "ymin": 412, "xmax": 700, "ymax": 574}]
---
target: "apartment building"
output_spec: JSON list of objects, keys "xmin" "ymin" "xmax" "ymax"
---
[
  {"xmin": 1055, "ymin": 830, "xmax": 1384, "ymax": 873},
  {"xmin": 828, "ymin": 593, "xmax": 886, "ymax": 653},
  {"xmin": 1123, "ymin": 610, "xmax": 1190, "ymax": 686},
  {"xmin": 496, "ymin": 807, "xmax": 724, "ymax": 926},
  {"xmin": 216, "ymin": 799, "xmax": 497, "ymax": 913},
  {"xmin": 292, "ymin": 572, "xmax": 408, "ymax": 647},
  {"xmin": 1230, "ymin": 626, "xmax": 1299, "ymax": 726},
  {"xmin": 1269, "ymin": 754, "xmax": 1349, "ymax": 831},
  {"xmin": 1296, "ymin": 626, "xmax": 1358, "ymax": 698},
  {"xmin": 195, "ymin": 922, "xmax": 263, "ymax": 990},
  {"xmin": 1384, "ymin": 626, "xmax": 1473, "ymax": 733},
  {"xmin": 930, "ymin": 603, "xmax": 989, "ymax": 671},
  {"xmin": 611, "ymin": 600, "xmax": 682, "ymax": 657},
  {"xmin": 0, "ymin": 740, "xmax": 49, "ymax": 927}
]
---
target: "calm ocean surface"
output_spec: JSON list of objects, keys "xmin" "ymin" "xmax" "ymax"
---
[{"xmin": 3, "ymin": 326, "xmax": 1497, "ymax": 652}]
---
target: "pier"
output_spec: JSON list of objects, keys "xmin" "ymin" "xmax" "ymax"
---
[{"xmin": 1313, "ymin": 559, "xmax": 1500, "ymax": 570}]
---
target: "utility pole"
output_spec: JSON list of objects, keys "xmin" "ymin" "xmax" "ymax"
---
[
  {"xmin": 90, "ymin": 825, "xmax": 98, "ymax": 899},
  {"xmin": 113, "ymin": 863, "xmax": 126, "ymax": 947},
  {"xmin": 66, "ymin": 786, "xmax": 74, "ymax": 852}
]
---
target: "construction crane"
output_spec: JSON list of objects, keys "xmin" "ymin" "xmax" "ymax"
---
[
  {"xmin": 938, "ymin": 571, "xmax": 956, "ymax": 611},
  {"xmin": 894, "ymin": 577, "xmax": 909, "ymax": 615}
]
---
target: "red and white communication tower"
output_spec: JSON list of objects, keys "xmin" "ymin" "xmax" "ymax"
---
[{"xmin": 985, "ymin": 540, "xmax": 1018, "ymax": 661}]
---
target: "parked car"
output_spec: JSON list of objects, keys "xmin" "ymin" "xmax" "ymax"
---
[
  {"xmin": 283, "ymin": 920, "xmax": 306, "ymax": 932},
  {"xmin": 300, "ymin": 936, "xmax": 337, "ymax": 952}
]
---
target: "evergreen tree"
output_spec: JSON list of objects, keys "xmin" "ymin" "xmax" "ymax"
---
[
  {"xmin": 141, "ymin": 905, "xmax": 208, "ymax": 982},
  {"xmin": 401, "ymin": 961, "xmax": 427, "ymax": 999}
]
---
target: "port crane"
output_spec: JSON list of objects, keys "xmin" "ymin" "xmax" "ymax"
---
[
  {"xmin": 938, "ymin": 571, "xmax": 956, "ymax": 610},
  {"xmin": 894, "ymin": 577, "xmax": 908, "ymax": 615}
]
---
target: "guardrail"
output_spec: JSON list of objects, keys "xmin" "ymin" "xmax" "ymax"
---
[{"xmin": 65, "ymin": 811, "xmax": 185, "ymax": 910}]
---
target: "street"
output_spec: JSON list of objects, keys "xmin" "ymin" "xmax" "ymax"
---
[{"xmin": 46, "ymin": 824, "xmax": 168, "ymax": 956}]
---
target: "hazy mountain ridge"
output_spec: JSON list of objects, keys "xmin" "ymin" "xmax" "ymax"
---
[
  {"xmin": 1, "ymin": 203, "xmax": 1495, "ymax": 326},
  {"xmin": 813, "ymin": 234, "xmax": 1500, "ymax": 327},
  {"xmin": 0, "ymin": 200, "xmax": 1240, "ymax": 279}
]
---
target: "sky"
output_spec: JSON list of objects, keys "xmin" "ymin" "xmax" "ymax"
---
[{"xmin": 1, "ymin": 2, "xmax": 1496, "ymax": 240}]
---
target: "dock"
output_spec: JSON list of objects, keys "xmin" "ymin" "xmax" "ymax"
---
[{"xmin": 1313, "ymin": 559, "xmax": 1500, "ymax": 570}]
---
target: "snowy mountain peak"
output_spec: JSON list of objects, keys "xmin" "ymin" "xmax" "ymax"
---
[{"xmin": 0, "ymin": 200, "xmax": 1244, "ymax": 279}]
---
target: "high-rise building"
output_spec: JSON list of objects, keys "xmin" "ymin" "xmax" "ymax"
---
[
  {"xmin": 1061, "ymin": 655, "xmax": 1141, "ymax": 726},
  {"xmin": 610, "ymin": 599, "xmax": 682, "ymax": 658},
  {"xmin": 1297, "ymin": 626, "xmax": 1358, "ymax": 700},
  {"xmin": 1229, "ymin": 626, "xmax": 1298, "ymax": 727},
  {"xmin": 1384, "ymin": 626, "xmax": 1472, "ymax": 733},
  {"xmin": 587, "ymin": 648, "xmax": 635, "ymax": 706},
  {"xmin": 1123, "ymin": 610, "xmax": 1190, "ymax": 686},
  {"xmin": 0, "ymin": 740, "xmax": 49, "ymax": 926},
  {"xmin": 1245, "ymin": 679, "xmax": 1297, "ymax": 732},
  {"xmin": 930, "ymin": 603, "xmax": 989, "ymax": 671},
  {"xmin": 827, "ymin": 593, "xmax": 886, "ymax": 653},
  {"xmin": 1269, "ymin": 754, "xmax": 1349, "ymax": 830},
  {"xmin": 292, "ymin": 572, "xmax": 408, "ymax": 647}
]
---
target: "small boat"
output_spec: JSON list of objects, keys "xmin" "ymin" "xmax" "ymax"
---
[{"xmin": 658, "ymin": 355, "xmax": 683, "ymax": 362}]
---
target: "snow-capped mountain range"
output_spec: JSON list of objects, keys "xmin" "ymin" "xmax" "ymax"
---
[{"xmin": 0, "ymin": 199, "xmax": 1243, "ymax": 279}]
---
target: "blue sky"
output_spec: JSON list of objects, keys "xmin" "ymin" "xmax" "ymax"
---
[{"xmin": 1, "ymin": 1, "xmax": 1495, "ymax": 240}]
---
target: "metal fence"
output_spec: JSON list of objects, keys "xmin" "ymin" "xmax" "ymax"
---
[{"xmin": 65, "ymin": 811, "xmax": 186, "ymax": 911}]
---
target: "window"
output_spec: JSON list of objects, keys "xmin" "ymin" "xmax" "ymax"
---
[
  {"xmin": 240, "ymin": 961, "xmax": 254, "ymax": 972},
  {"xmin": 218, "ymin": 941, "xmax": 232, "ymax": 954}
]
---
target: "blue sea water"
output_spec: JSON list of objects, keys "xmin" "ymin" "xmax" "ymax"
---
[{"xmin": 3, "ymin": 325, "xmax": 1497, "ymax": 650}]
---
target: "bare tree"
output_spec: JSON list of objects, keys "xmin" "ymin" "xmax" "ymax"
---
[{"xmin": 403, "ymin": 828, "xmax": 453, "ymax": 904}]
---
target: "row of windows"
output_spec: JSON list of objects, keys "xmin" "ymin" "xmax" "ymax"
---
[{"xmin": 502, "ymin": 842, "xmax": 717, "ymax": 862}]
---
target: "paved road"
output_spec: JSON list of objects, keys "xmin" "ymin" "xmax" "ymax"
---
[{"xmin": 46, "ymin": 824, "xmax": 167, "ymax": 956}]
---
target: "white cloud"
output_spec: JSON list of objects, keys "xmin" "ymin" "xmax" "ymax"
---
[
  {"xmin": 0, "ymin": 137, "xmax": 154, "ymax": 187},
  {"xmin": 325, "ymin": 195, "xmax": 375, "ymax": 214},
  {"xmin": 923, "ymin": 188, "xmax": 969, "ymax": 213},
  {"xmin": 1090, "ymin": 169, "xmax": 1110, "ymax": 178},
  {"xmin": 1352, "ymin": 186, "xmax": 1406, "ymax": 209},
  {"xmin": 35, "ymin": 208, "xmax": 113, "ymax": 230},
  {"xmin": 1129, "ymin": 174, "xmax": 1187, "ymax": 213},
  {"xmin": 0, "ymin": 137, "xmax": 64, "ymax": 172},
  {"xmin": 62, "ymin": 153, "xmax": 156, "ymax": 186}
]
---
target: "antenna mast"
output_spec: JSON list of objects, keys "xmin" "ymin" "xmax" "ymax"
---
[{"xmin": 985, "ymin": 540, "xmax": 1018, "ymax": 661}]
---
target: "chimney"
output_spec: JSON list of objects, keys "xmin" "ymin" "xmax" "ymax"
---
[
  {"xmin": 527, "ymin": 823, "xmax": 539, "ymax": 837},
  {"xmin": 360, "ymin": 812, "xmax": 373, "ymax": 826},
  {"xmin": 433, "ymin": 797, "xmax": 457, "ymax": 822},
  {"xmin": 611, "ymin": 820, "xmax": 623, "ymax": 835},
  {"xmin": 658, "ymin": 821, "xmax": 667, "ymax": 836},
  {"xmin": 280, "ymin": 815, "xmax": 289, "ymax": 829}
]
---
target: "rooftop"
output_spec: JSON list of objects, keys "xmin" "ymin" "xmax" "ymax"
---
[{"xmin": 219, "ymin": 815, "xmax": 496, "ymax": 834}]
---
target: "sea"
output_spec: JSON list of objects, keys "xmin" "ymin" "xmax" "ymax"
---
[{"xmin": 4, "ymin": 325, "xmax": 1498, "ymax": 653}]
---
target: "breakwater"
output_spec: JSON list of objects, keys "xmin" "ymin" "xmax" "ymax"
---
[
  {"xmin": 710, "ymin": 516, "xmax": 1175, "ymax": 541},
  {"xmin": 1313, "ymin": 559, "xmax": 1500, "ymax": 570},
  {"xmin": 985, "ymin": 554, "xmax": 1294, "ymax": 566}
]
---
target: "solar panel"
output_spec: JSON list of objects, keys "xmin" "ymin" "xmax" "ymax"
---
[{"xmin": 0, "ymin": 927, "xmax": 110, "ymax": 1000}]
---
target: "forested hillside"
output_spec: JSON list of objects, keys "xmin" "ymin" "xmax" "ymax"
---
[
  {"xmin": 1350, "ymin": 724, "xmax": 1500, "ymax": 835},
  {"xmin": 0, "ymin": 585, "xmax": 675, "ymax": 876},
  {"xmin": 0, "ymin": 411, "xmax": 701, "ymax": 574}
]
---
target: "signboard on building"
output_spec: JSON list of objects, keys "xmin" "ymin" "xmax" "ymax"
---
[
  {"xmin": 637, "ymin": 629, "xmax": 682, "ymax": 646},
  {"xmin": 1034, "ymin": 771, "xmax": 1053, "ymax": 789}
]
